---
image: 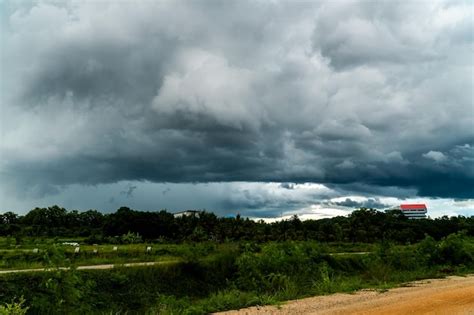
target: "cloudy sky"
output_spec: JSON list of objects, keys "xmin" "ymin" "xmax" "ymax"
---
[{"xmin": 1, "ymin": 0, "xmax": 473, "ymax": 219}]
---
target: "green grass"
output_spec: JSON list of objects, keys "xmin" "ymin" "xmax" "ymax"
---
[
  {"xmin": 0, "ymin": 242, "xmax": 235, "ymax": 270},
  {"xmin": 0, "ymin": 247, "xmax": 180, "ymax": 270},
  {"xmin": 0, "ymin": 235, "xmax": 473, "ymax": 314},
  {"xmin": 147, "ymin": 268, "xmax": 474, "ymax": 315},
  {"xmin": 321, "ymin": 242, "xmax": 377, "ymax": 253},
  {"xmin": 0, "ymin": 237, "xmax": 378, "ymax": 272}
]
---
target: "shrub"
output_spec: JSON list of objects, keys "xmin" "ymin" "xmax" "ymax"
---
[
  {"xmin": 121, "ymin": 232, "xmax": 143, "ymax": 244},
  {"xmin": 0, "ymin": 297, "xmax": 29, "ymax": 315},
  {"xmin": 235, "ymin": 242, "xmax": 326, "ymax": 293},
  {"xmin": 416, "ymin": 235, "xmax": 439, "ymax": 266},
  {"xmin": 437, "ymin": 232, "xmax": 473, "ymax": 265}
]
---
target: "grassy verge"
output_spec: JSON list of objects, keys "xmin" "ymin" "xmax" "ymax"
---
[
  {"xmin": 0, "ymin": 233, "xmax": 473, "ymax": 314},
  {"xmin": 0, "ymin": 242, "xmax": 233, "ymax": 270}
]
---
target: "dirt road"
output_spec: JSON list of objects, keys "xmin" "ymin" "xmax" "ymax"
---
[
  {"xmin": 0, "ymin": 260, "xmax": 179, "ymax": 275},
  {"xmin": 217, "ymin": 275, "xmax": 474, "ymax": 315}
]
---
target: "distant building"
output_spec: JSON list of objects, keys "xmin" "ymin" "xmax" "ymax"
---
[
  {"xmin": 173, "ymin": 210, "xmax": 200, "ymax": 218},
  {"xmin": 388, "ymin": 204, "xmax": 427, "ymax": 219}
]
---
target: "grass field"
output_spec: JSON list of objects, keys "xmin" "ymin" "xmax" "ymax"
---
[
  {"xmin": 1, "ymin": 234, "xmax": 473, "ymax": 314},
  {"xmin": 0, "ymin": 238, "xmax": 233, "ymax": 270},
  {"xmin": 0, "ymin": 237, "xmax": 379, "ymax": 271}
]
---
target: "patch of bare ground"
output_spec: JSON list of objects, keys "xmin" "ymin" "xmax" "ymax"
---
[{"xmin": 216, "ymin": 275, "xmax": 474, "ymax": 315}]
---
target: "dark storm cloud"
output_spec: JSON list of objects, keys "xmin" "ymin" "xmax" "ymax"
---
[
  {"xmin": 330, "ymin": 198, "xmax": 390, "ymax": 210},
  {"xmin": 1, "ymin": 0, "xmax": 473, "ymax": 203},
  {"xmin": 120, "ymin": 184, "xmax": 137, "ymax": 198},
  {"xmin": 240, "ymin": 210, "xmax": 284, "ymax": 219},
  {"xmin": 312, "ymin": 1, "xmax": 451, "ymax": 70}
]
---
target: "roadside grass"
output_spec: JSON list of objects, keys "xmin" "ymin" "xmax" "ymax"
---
[
  {"xmin": 0, "ymin": 240, "xmax": 378, "ymax": 271},
  {"xmin": 0, "ymin": 249, "xmax": 181, "ymax": 270},
  {"xmin": 0, "ymin": 242, "xmax": 236, "ymax": 270},
  {"xmin": 148, "ymin": 267, "xmax": 474, "ymax": 315},
  {"xmin": 321, "ymin": 242, "xmax": 377, "ymax": 253},
  {"xmin": 0, "ymin": 234, "xmax": 473, "ymax": 314},
  {"xmin": 150, "ymin": 290, "xmax": 278, "ymax": 315}
]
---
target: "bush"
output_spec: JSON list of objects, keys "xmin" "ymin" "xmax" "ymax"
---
[
  {"xmin": 416, "ymin": 235, "xmax": 439, "ymax": 266},
  {"xmin": 235, "ymin": 242, "xmax": 326, "ymax": 293},
  {"xmin": 1, "ymin": 236, "xmax": 473, "ymax": 314},
  {"xmin": 437, "ymin": 232, "xmax": 473, "ymax": 265},
  {"xmin": 0, "ymin": 297, "xmax": 29, "ymax": 315},
  {"xmin": 415, "ymin": 232, "xmax": 474, "ymax": 267},
  {"xmin": 121, "ymin": 232, "xmax": 143, "ymax": 244}
]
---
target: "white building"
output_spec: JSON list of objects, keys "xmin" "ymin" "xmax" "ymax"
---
[
  {"xmin": 392, "ymin": 204, "xmax": 428, "ymax": 219},
  {"xmin": 173, "ymin": 210, "xmax": 200, "ymax": 218}
]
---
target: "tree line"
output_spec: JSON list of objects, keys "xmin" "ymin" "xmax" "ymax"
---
[{"xmin": 1, "ymin": 205, "xmax": 473, "ymax": 244}]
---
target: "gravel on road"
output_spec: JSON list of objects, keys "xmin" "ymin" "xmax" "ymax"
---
[{"xmin": 216, "ymin": 275, "xmax": 474, "ymax": 315}]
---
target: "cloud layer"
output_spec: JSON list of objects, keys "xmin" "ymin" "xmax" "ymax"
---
[{"xmin": 1, "ymin": 0, "xmax": 473, "ymax": 207}]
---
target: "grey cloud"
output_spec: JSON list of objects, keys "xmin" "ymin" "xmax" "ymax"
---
[
  {"xmin": 314, "ymin": 119, "xmax": 372, "ymax": 141},
  {"xmin": 279, "ymin": 183, "xmax": 295, "ymax": 190},
  {"xmin": 1, "ymin": 0, "xmax": 473, "ymax": 206},
  {"xmin": 330, "ymin": 197, "xmax": 390, "ymax": 210},
  {"xmin": 423, "ymin": 151, "xmax": 448, "ymax": 163},
  {"xmin": 214, "ymin": 183, "xmax": 338, "ymax": 217},
  {"xmin": 120, "ymin": 184, "xmax": 137, "ymax": 198},
  {"xmin": 313, "ymin": 2, "xmax": 448, "ymax": 69}
]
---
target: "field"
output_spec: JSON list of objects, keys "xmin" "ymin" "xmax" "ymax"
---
[
  {"xmin": 0, "ymin": 237, "xmax": 225, "ymax": 270},
  {"xmin": 1, "ymin": 234, "xmax": 473, "ymax": 314},
  {"xmin": 0, "ymin": 236, "xmax": 379, "ymax": 271}
]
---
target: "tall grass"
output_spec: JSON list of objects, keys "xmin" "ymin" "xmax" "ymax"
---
[
  {"xmin": 0, "ymin": 234, "xmax": 473, "ymax": 314},
  {"xmin": 0, "ymin": 242, "xmax": 233, "ymax": 270}
]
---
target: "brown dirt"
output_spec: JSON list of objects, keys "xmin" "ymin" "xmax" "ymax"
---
[{"xmin": 216, "ymin": 275, "xmax": 474, "ymax": 315}]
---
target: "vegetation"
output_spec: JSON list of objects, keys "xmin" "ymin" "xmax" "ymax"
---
[
  {"xmin": 1, "ymin": 206, "xmax": 473, "ymax": 243},
  {"xmin": 0, "ymin": 241, "xmax": 225, "ymax": 270},
  {"xmin": 0, "ymin": 297, "xmax": 28, "ymax": 315},
  {"xmin": 0, "ymin": 234, "xmax": 473, "ymax": 314},
  {"xmin": 1, "ymin": 206, "xmax": 473, "ymax": 314}
]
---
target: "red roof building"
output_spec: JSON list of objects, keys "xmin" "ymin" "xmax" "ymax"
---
[
  {"xmin": 398, "ymin": 204, "xmax": 427, "ymax": 219},
  {"xmin": 400, "ymin": 204, "xmax": 427, "ymax": 210}
]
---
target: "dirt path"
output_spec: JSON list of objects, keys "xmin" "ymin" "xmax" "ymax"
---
[
  {"xmin": 0, "ymin": 260, "xmax": 179, "ymax": 274},
  {"xmin": 217, "ymin": 275, "xmax": 474, "ymax": 315}
]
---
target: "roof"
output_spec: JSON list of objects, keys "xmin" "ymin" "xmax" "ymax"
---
[
  {"xmin": 173, "ymin": 210, "xmax": 200, "ymax": 216},
  {"xmin": 400, "ymin": 204, "xmax": 427, "ymax": 210},
  {"xmin": 174, "ymin": 210, "xmax": 199, "ymax": 214}
]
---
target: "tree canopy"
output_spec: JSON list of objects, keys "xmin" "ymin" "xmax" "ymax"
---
[{"xmin": 1, "ymin": 206, "xmax": 473, "ymax": 244}]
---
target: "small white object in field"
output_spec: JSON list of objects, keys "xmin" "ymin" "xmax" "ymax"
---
[
  {"xmin": 146, "ymin": 246, "xmax": 152, "ymax": 252},
  {"xmin": 74, "ymin": 247, "xmax": 80, "ymax": 253},
  {"xmin": 93, "ymin": 249, "xmax": 98, "ymax": 254},
  {"xmin": 113, "ymin": 246, "xmax": 118, "ymax": 251},
  {"xmin": 62, "ymin": 242, "xmax": 79, "ymax": 246},
  {"xmin": 32, "ymin": 248, "xmax": 39, "ymax": 253}
]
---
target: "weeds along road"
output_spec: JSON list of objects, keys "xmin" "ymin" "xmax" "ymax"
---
[
  {"xmin": 0, "ymin": 260, "xmax": 180, "ymax": 274},
  {"xmin": 217, "ymin": 275, "xmax": 474, "ymax": 315},
  {"xmin": 0, "ymin": 252, "xmax": 370, "ymax": 275}
]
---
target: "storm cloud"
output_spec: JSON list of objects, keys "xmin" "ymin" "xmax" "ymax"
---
[
  {"xmin": 0, "ymin": 0, "xmax": 473, "ymax": 210},
  {"xmin": 330, "ymin": 197, "xmax": 390, "ymax": 210}
]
